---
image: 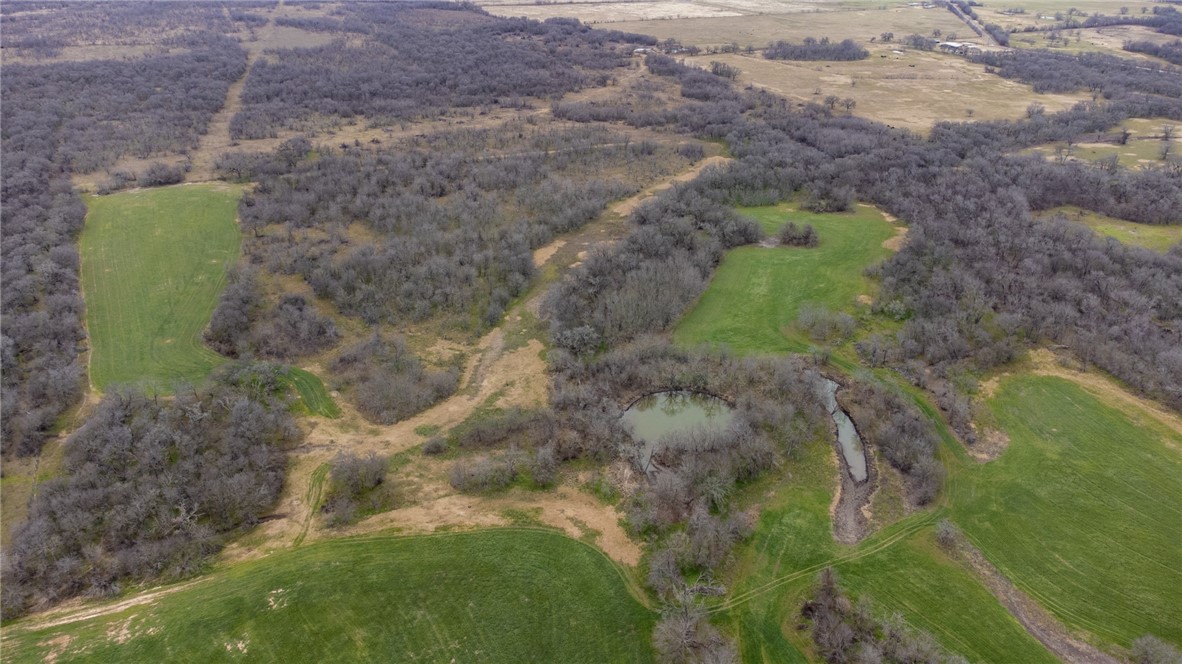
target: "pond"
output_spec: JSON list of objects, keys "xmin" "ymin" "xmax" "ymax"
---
[
  {"xmin": 821, "ymin": 378, "xmax": 868, "ymax": 483},
  {"xmin": 621, "ymin": 391, "xmax": 735, "ymax": 472}
]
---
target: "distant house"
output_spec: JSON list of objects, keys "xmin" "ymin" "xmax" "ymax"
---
[{"xmin": 938, "ymin": 41, "xmax": 981, "ymax": 55}]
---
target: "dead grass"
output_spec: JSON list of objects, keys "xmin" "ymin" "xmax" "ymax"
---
[
  {"xmin": 1009, "ymin": 24, "xmax": 1180, "ymax": 62},
  {"xmin": 685, "ymin": 48, "xmax": 1089, "ymax": 133},
  {"xmin": 608, "ymin": 6, "xmax": 968, "ymax": 47}
]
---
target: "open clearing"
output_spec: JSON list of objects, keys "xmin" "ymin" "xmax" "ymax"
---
[
  {"xmin": 674, "ymin": 203, "xmax": 896, "ymax": 354},
  {"xmin": 686, "ymin": 49, "xmax": 1088, "ymax": 132},
  {"xmin": 1008, "ymin": 24, "xmax": 1181, "ymax": 61},
  {"xmin": 950, "ymin": 375, "xmax": 1182, "ymax": 648},
  {"xmin": 81, "ymin": 183, "xmax": 241, "ymax": 392},
  {"xmin": 1039, "ymin": 206, "xmax": 1182, "ymax": 252},
  {"xmin": 1024, "ymin": 118, "xmax": 1182, "ymax": 168},
  {"xmin": 606, "ymin": 6, "xmax": 967, "ymax": 47},
  {"xmin": 1, "ymin": 530, "xmax": 655, "ymax": 664}
]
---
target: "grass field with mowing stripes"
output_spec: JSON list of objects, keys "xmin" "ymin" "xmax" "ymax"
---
[
  {"xmin": 82, "ymin": 184, "xmax": 242, "ymax": 392},
  {"xmin": 952, "ymin": 375, "xmax": 1182, "ymax": 649},
  {"xmin": 283, "ymin": 367, "xmax": 340, "ymax": 418},
  {"xmin": 674, "ymin": 203, "xmax": 896, "ymax": 355},
  {"xmin": 1, "ymin": 530, "xmax": 656, "ymax": 663}
]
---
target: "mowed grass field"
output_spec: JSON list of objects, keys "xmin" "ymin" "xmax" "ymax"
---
[
  {"xmin": 1039, "ymin": 206, "xmax": 1182, "ymax": 252},
  {"xmin": 82, "ymin": 184, "xmax": 241, "ymax": 392},
  {"xmin": 674, "ymin": 203, "xmax": 896, "ymax": 354},
  {"xmin": 1, "ymin": 530, "xmax": 656, "ymax": 663},
  {"xmin": 951, "ymin": 375, "xmax": 1182, "ymax": 648}
]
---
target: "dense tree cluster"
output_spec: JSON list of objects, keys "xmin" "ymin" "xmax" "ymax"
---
[
  {"xmin": 1, "ymin": 36, "xmax": 246, "ymax": 457},
  {"xmin": 1, "ymin": 377, "xmax": 301, "ymax": 618},
  {"xmin": 329, "ymin": 335, "xmax": 459, "ymax": 425},
  {"xmin": 971, "ymin": 49, "xmax": 1182, "ymax": 101},
  {"xmin": 205, "ymin": 266, "xmax": 340, "ymax": 360},
  {"xmin": 232, "ymin": 4, "xmax": 649, "ymax": 138},
  {"xmin": 0, "ymin": 1, "xmax": 260, "ymax": 58},
  {"xmin": 802, "ymin": 568, "xmax": 968, "ymax": 664},
  {"xmin": 1124, "ymin": 39, "xmax": 1182, "ymax": 66},
  {"xmin": 841, "ymin": 380, "xmax": 943, "ymax": 504},
  {"xmin": 225, "ymin": 125, "xmax": 685, "ymax": 330},
  {"xmin": 321, "ymin": 452, "xmax": 390, "ymax": 527},
  {"xmin": 764, "ymin": 37, "xmax": 869, "ymax": 61},
  {"xmin": 3, "ymin": 33, "xmax": 245, "ymax": 173}
]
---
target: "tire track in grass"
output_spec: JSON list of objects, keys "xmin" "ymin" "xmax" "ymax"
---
[{"xmin": 293, "ymin": 463, "xmax": 329, "ymax": 547}]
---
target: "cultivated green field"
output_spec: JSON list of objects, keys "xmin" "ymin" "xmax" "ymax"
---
[
  {"xmin": 951, "ymin": 375, "xmax": 1182, "ymax": 648},
  {"xmin": 1040, "ymin": 206, "xmax": 1182, "ymax": 252},
  {"xmin": 82, "ymin": 184, "xmax": 242, "ymax": 392},
  {"xmin": 2, "ymin": 530, "xmax": 655, "ymax": 663},
  {"xmin": 719, "ymin": 433, "xmax": 1057, "ymax": 663},
  {"xmin": 674, "ymin": 203, "xmax": 896, "ymax": 354}
]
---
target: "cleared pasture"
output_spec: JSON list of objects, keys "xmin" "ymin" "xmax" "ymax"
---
[
  {"xmin": 1008, "ymin": 24, "xmax": 1181, "ymax": 61},
  {"xmin": 685, "ymin": 48, "xmax": 1088, "ymax": 132},
  {"xmin": 951, "ymin": 375, "xmax": 1182, "ymax": 649},
  {"xmin": 0, "ymin": 530, "xmax": 656, "ymax": 664},
  {"xmin": 1040, "ymin": 206, "xmax": 1182, "ymax": 252},
  {"xmin": 674, "ymin": 203, "xmax": 897, "ymax": 354},
  {"xmin": 81, "ymin": 184, "xmax": 241, "ymax": 392},
  {"xmin": 1023, "ymin": 118, "xmax": 1182, "ymax": 168},
  {"xmin": 609, "ymin": 7, "xmax": 968, "ymax": 47}
]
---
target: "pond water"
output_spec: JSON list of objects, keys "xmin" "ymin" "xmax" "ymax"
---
[
  {"xmin": 821, "ymin": 379, "xmax": 868, "ymax": 483},
  {"xmin": 622, "ymin": 391, "xmax": 735, "ymax": 472}
]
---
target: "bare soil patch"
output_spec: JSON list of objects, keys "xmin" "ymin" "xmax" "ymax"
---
[{"xmin": 882, "ymin": 224, "xmax": 908, "ymax": 252}]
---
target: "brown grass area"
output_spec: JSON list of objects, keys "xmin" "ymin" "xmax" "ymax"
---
[
  {"xmin": 1009, "ymin": 24, "xmax": 1179, "ymax": 62},
  {"xmin": 608, "ymin": 7, "xmax": 968, "ymax": 48},
  {"xmin": 686, "ymin": 48, "xmax": 1088, "ymax": 133}
]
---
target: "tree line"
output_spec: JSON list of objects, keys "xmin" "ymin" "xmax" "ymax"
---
[{"xmin": 765, "ymin": 37, "xmax": 869, "ymax": 61}]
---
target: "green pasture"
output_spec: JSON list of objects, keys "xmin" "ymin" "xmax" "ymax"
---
[
  {"xmin": 951, "ymin": 375, "xmax": 1182, "ymax": 648},
  {"xmin": 674, "ymin": 203, "xmax": 896, "ymax": 354},
  {"xmin": 1040, "ymin": 206, "xmax": 1182, "ymax": 252},
  {"xmin": 1, "ymin": 530, "xmax": 655, "ymax": 664},
  {"xmin": 719, "ymin": 433, "xmax": 1056, "ymax": 663},
  {"xmin": 81, "ymin": 184, "xmax": 242, "ymax": 392}
]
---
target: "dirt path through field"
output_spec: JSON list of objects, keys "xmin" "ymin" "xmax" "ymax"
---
[
  {"xmin": 186, "ymin": 3, "xmax": 280, "ymax": 181},
  {"xmin": 611, "ymin": 155, "xmax": 732, "ymax": 217}
]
